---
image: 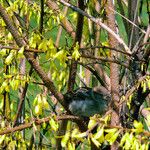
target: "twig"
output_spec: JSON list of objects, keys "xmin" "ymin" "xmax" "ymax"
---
[
  {"xmin": 80, "ymin": 54, "xmax": 129, "ymax": 69},
  {"xmin": 0, "ymin": 45, "xmax": 43, "ymax": 53},
  {"xmin": 80, "ymin": 45, "xmax": 131, "ymax": 56},
  {"xmin": 0, "ymin": 115, "xmax": 81, "ymax": 135},
  {"xmin": 58, "ymin": 0, "xmax": 131, "ymax": 54}
]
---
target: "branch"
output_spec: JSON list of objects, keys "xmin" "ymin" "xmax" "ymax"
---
[
  {"xmin": 80, "ymin": 54, "xmax": 129, "ymax": 69},
  {"xmin": 58, "ymin": 0, "xmax": 131, "ymax": 54},
  {"xmin": 0, "ymin": 4, "xmax": 65, "ymax": 107},
  {"xmin": 68, "ymin": 0, "xmax": 85, "ymax": 91},
  {"xmin": 0, "ymin": 115, "xmax": 81, "ymax": 136},
  {"xmin": 46, "ymin": 0, "xmax": 75, "ymax": 39},
  {"xmin": 39, "ymin": 0, "xmax": 44, "ymax": 33},
  {"xmin": 0, "ymin": 45, "xmax": 43, "ymax": 53},
  {"xmin": 78, "ymin": 62, "xmax": 108, "ymax": 88},
  {"xmin": 80, "ymin": 45, "xmax": 131, "ymax": 56}
]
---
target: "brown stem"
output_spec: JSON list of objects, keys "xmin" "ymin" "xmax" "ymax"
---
[
  {"xmin": 67, "ymin": 0, "xmax": 85, "ymax": 91},
  {"xmin": 0, "ymin": 115, "xmax": 81, "ymax": 136},
  {"xmin": 106, "ymin": 0, "xmax": 120, "ymax": 149}
]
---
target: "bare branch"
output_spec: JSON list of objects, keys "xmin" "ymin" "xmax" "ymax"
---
[{"xmin": 58, "ymin": 0, "xmax": 131, "ymax": 54}]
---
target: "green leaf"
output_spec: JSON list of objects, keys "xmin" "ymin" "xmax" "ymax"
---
[
  {"xmin": 7, "ymin": 32, "xmax": 13, "ymax": 41},
  {"xmin": 10, "ymin": 79, "xmax": 19, "ymax": 90},
  {"xmin": 131, "ymin": 139, "xmax": 139, "ymax": 150},
  {"xmin": 0, "ymin": 96, "xmax": 4, "ymax": 109},
  {"xmin": 142, "ymin": 82, "xmax": 146, "ymax": 93},
  {"xmin": 71, "ymin": 128, "xmax": 79, "ymax": 138},
  {"xmin": 123, "ymin": 133, "xmax": 134, "ymax": 149},
  {"xmin": 8, "ymin": 140, "xmax": 16, "ymax": 150},
  {"xmin": 105, "ymin": 128, "xmax": 118, "ymax": 133}
]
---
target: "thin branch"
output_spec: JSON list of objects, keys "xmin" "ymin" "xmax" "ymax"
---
[
  {"xmin": 1, "ymin": 114, "xmax": 150, "ymax": 137},
  {"xmin": 39, "ymin": 0, "xmax": 44, "ymax": 33},
  {"xmin": 58, "ymin": 0, "xmax": 131, "ymax": 54},
  {"xmin": 80, "ymin": 54, "xmax": 129, "ymax": 69},
  {"xmin": 0, "ymin": 115, "xmax": 81, "ymax": 136},
  {"xmin": 109, "ymin": 6, "xmax": 146, "ymax": 34},
  {"xmin": 0, "ymin": 45, "xmax": 43, "ymax": 53},
  {"xmin": 78, "ymin": 62, "xmax": 107, "ymax": 88},
  {"xmin": 80, "ymin": 45, "xmax": 131, "ymax": 56}
]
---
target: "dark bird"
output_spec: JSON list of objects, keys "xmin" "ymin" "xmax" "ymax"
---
[{"xmin": 64, "ymin": 87, "xmax": 110, "ymax": 117}]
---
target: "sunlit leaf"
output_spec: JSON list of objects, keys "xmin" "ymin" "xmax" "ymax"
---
[
  {"xmin": 7, "ymin": 32, "xmax": 13, "ymax": 41},
  {"xmin": 49, "ymin": 118, "xmax": 58, "ymax": 131},
  {"xmin": 38, "ymin": 39, "xmax": 48, "ymax": 51},
  {"xmin": 42, "ymin": 95, "xmax": 49, "ymax": 109},
  {"xmin": 34, "ymin": 105, "xmax": 42, "ymax": 115},
  {"xmin": 133, "ymin": 120, "xmax": 143, "ymax": 133},
  {"xmin": 17, "ymin": 46, "xmax": 24, "ymax": 59},
  {"xmin": 94, "ymin": 127, "xmax": 104, "ymax": 143},
  {"xmin": 105, "ymin": 128, "xmax": 118, "ymax": 133},
  {"xmin": 0, "ymin": 135, "xmax": 5, "ymax": 145},
  {"xmin": 72, "ymin": 42, "xmax": 80, "ymax": 60},
  {"xmin": 68, "ymin": 142, "xmax": 75, "ymax": 150},
  {"xmin": 5, "ymin": 52, "xmax": 14, "ymax": 65},
  {"xmin": 72, "ymin": 132, "xmax": 87, "ymax": 139},
  {"xmin": 0, "ymin": 49, "xmax": 7, "ymax": 56},
  {"xmin": 88, "ymin": 119, "xmax": 97, "ymax": 129},
  {"xmin": 61, "ymin": 132, "xmax": 70, "ymax": 147},
  {"xmin": 91, "ymin": 137, "xmax": 101, "ymax": 147}
]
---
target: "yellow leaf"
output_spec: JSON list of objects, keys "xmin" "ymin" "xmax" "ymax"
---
[
  {"xmin": 49, "ymin": 118, "xmax": 58, "ymax": 131},
  {"xmin": 105, "ymin": 128, "xmax": 117, "ymax": 133},
  {"xmin": 5, "ymin": 52, "xmax": 14, "ymax": 65},
  {"xmin": 0, "ymin": 135, "xmax": 5, "ymax": 145},
  {"xmin": 34, "ymin": 105, "xmax": 42, "ymax": 115},
  {"xmin": 91, "ymin": 137, "xmax": 101, "ymax": 147},
  {"xmin": 7, "ymin": 32, "xmax": 13, "ymax": 41},
  {"xmin": 0, "ymin": 49, "xmax": 7, "ymax": 56},
  {"xmin": 88, "ymin": 119, "xmax": 97, "ymax": 129},
  {"xmin": 61, "ymin": 132, "xmax": 70, "ymax": 147},
  {"xmin": 133, "ymin": 120, "xmax": 143, "ymax": 133},
  {"xmin": 120, "ymin": 132, "xmax": 130, "ymax": 147},
  {"xmin": 94, "ymin": 127, "xmax": 104, "ymax": 143},
  {"xmin": 38, "ymin": 39, "xmax": 48, "ymax": 51},
  {"xmin": 108, "ymin": 131, "xmax": 120, "ymax": 145},
  {"xmin": 68, "ymin": 142, "xmax": 75, "ymax": 150},
  {"xmin": 42, "ymin": 96, "xmax": 49, "ymax": 109},
  {"xmin": 17, "ymin": 46, "xmax": 24, "ymax": 58},
  {"xmin": 72, "ymin": 132, "xmax": 87, "ymax": 138}
]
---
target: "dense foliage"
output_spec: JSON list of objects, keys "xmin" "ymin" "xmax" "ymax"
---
[{"xmin": 0, "ymin": 0, "xmax": 149, "ymax": 149}]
